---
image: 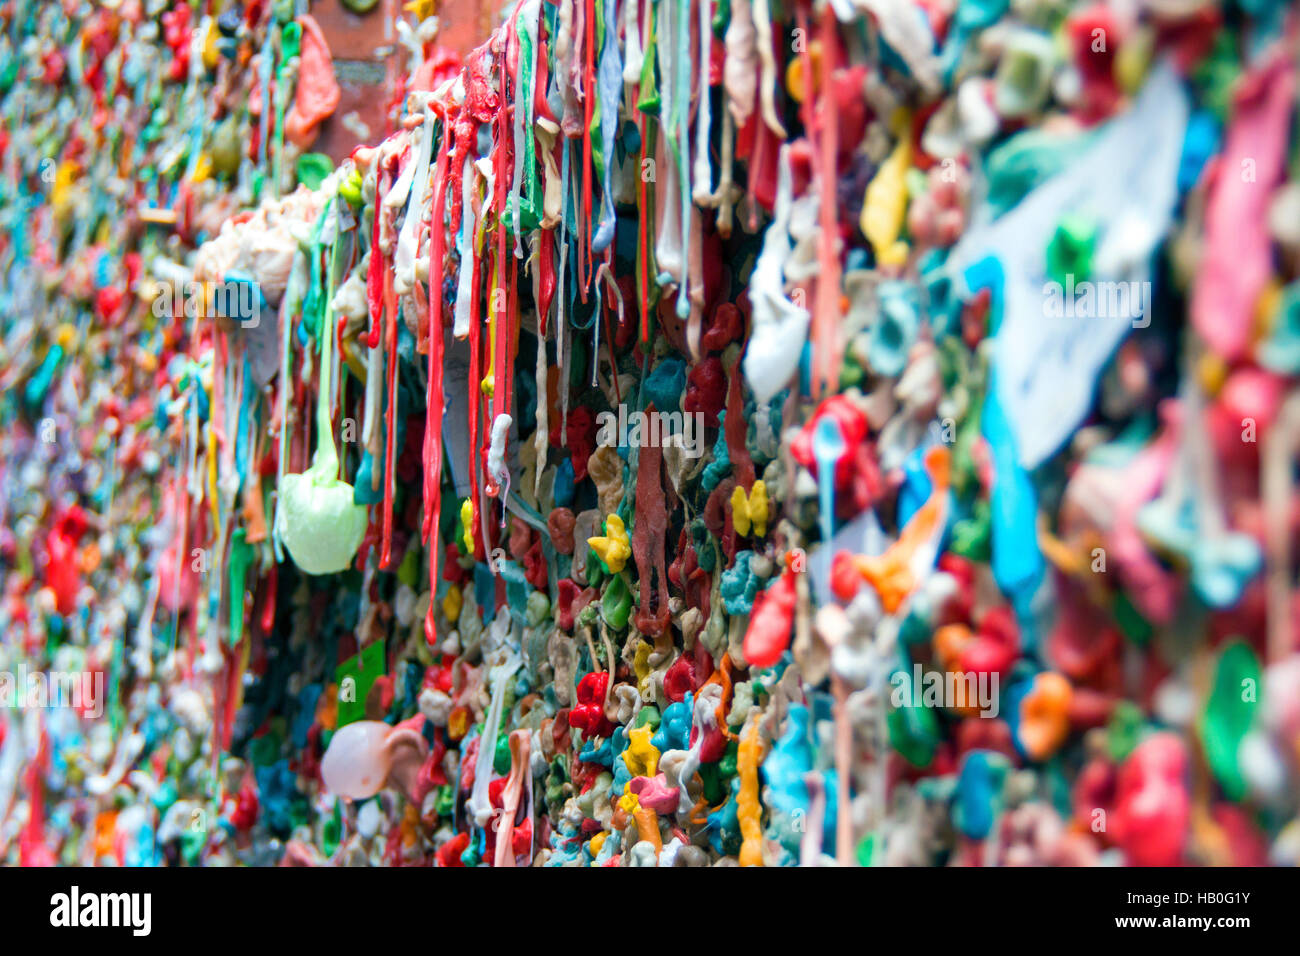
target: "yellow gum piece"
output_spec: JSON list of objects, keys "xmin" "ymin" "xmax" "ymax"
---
[
  {"xmin": 341, "ymin": 338, "xmax": 368, "ymax": 383},
  {"xmin": 633, "ymin": 640, "xmax": 654, "ymax": 694},
  {"xmin": 460, "ymin": 498, "xmax": 475, "ymax": 554},
  {"xmin": 861, "ymin": 133, "xmax": 913, "ymax": 268},
  {"xmin": 623, "ymin": 724, "xmax": 660, "ymax": 778},
  {"xmin": 749, "ymin": 481, "xmax": 769, "ymax": 537},
  {"xmin": 1197, "ymin": 352, "xmax": 1227, "ymax": 397},
  {"xmin": 206, "ymin": 423, "xmax": 220, "ymax": 539},
  {"xmin": 482, "ymin": 260, "xmax": 498, "ymax": 399},
  {"xmin": 442, "ymin": 582, "xmax": 462, "ymax": 623},
  {"xmin": 731, "ymin": 485, "xmax": 750, "ymax": 536},
  {"xmin": 1038, "ymin": 532, "xmax": 1084, "ymax": 576},
  {"xmin": 51, "ymin": 161, "xmax": 80, "ymax": 218},
  {"xmin": 588, "ymin": 513, "xmax": 631, "ymax": 573},
  {"xmin": 731, "ymin": 481, "xmax": 770, "ymax": 538},
  {"xmin": 404, "ymin": 0, "xmax": 439, "ymax": 19},
  {"xmin": 192, "ymin": 152, "xmax": 213, "ymax": 184},
  {"xmin": 1253, "ymin": 278, "xmax": 1282, "ymax": 345},
  {"xmin": 201, "ymin": 20, "xmax": 220, "ymax": 71},
  {"xmin": 448, "ymin": 707, "xmax": 470, "ymax": 740}
]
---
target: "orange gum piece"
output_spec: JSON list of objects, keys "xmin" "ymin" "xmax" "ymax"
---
[
  {"xmin": 737, "ymin": 721, "xmax": 765, "ymax": 866},
  {"xmin": 1020, "ymin": 672, "xmax": 1073, "ymax": 760},
  {"xmin": 853, "ymin": 446, "xmax": 951, "ymax": 612},
  {"xmin": 703, "ymin": 657, "xmax": 738, "ymax": 740},
  {"xmin": 632, "ymin": 806, "xmax": 663, "ymax": 853},
  {"xmin": 688, "ymin": 794, "xmax": 712, "ymax": 827}
]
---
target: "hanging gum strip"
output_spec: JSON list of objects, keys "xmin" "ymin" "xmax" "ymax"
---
[
  {"xmin": 599, "ymin": 256, "xmax": 622, "ymax": 407},
  {"xmin": 491, "ymin": 53, "xmax": 510, "ymax": 423},
  {"xmin": 366, "ymin": 181, "xmax": 386, "ymax": 351},
  {"xmin": 631, "ymin": 425, "xmax": 670, "ymax": 636},
  {"xmin": 467, "ymin": 178, "xmax": 487, "ymax": 523},
  {"xmin": 493, "ymin": 729, "xmax": 531, "ymax": 866},
  {"xmin": 424, "ymin": 318, "xmax": 446, "ymax": 644},
  {"xmin": 638, "ymin": 111, "xmax": 651, "ymax": 345},
  {"xmin": 487, "ymin": 253, "xmax": 499, "ymax": 409},
  {"xmin": 817, "ymin": 7, "xmax": 844, "ymax": 398},
  {"xmin": 504, "ymin": 258, "xmax": 519, "ymax": 417},
  {"xmin": 381, "ymin": 248, "xmax": 399, "ymax": 569},
  {"xmin": 1191, "ymin": 51, "xmax": 1295, "ymax": 362},
  {"xmin": 422, "ymin": 128, "xmax": 452, "ymax": 551}
]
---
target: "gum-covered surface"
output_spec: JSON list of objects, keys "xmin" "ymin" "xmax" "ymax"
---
[{"xmin": 1, "ymin": 0, "xmax": 1299, "ymax": 867}]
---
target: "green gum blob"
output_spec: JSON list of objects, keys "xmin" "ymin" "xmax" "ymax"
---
[
  {"xmin": 601, "ymin": 573, "xmax": 633, "ymax": 630},
  {"xmin": 1199, "ymin": 640, "xmax": 1261, "ymax": 803},
  {"xmin": 888, "ymin": 696, "xmax": 940, "ymax": 769}
]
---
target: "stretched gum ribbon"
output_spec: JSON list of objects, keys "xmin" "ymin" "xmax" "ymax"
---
[
  {"xmin": 467, "ymin": 167, "xmax": 492, "ymax": 542},
  {"xmin": 596, "ymin": 261, "xmax": 623, "ymax": 406},
  {"xmin": 395, "ymin": 107, "xmax": 436, "ymax": 310},
  {"xmin": 812, "ymin": 6, "xmax": 843, "ymax": 398},
  {"xmin": 503, "ymin": 246, "xmax": 520, "ymax": 434},
  {"xmin": 632, "ymin": 423, "xmax": 671, "ymax": 636},
  {"xmin": 422, "ymin": 123, "xmax": 452, "ymax": 571},
  {"xmin": 1191, "ymin": 51, "xmax": 1295, "ymax": 361},
  {"xmin": 557, "ymin": 191, "xmax": 570, "ymax": 444},
  {"xmin": 533, "ymin": 288, "xmax": 548, "ymax": 501},
  {"xmin": 467, "ymin": 652, "xmax": 522, "ymax": 826},
  {"xmin": 690, "ymin": 0, "xmax": 714, "ymax": 207},
  {"xmin": 365, "ymin": 181, "xmax": 386, "ymax": 351},
  {"xmin": 724, "ymin": 0, "xmax": 757, "ymax": 128},
  {"xmin": 381, "ymin": 252, "xmax": 398, "ymax": 568},
  {"xmin": 581, "ymin": 0, "xmax": 596, "ymax": 289},
  {"xmin": 491, "ymin": 40, "xmax": 513, "ymax": 428},
  {"xmin": 1110, "ymin": 404, "xmax": 1182, "ymax": 624},
  {"xmin": 591, "ymin": 0, "xmax": 624, "ymax": 253},
  {"xmin": 673, "ymin": 0, "xmax": 693, "ymax": 320},
  {"xmin": 752, "ymin": 0, "xmax": 786, "ymax": 137},
  {"xmin": 637, "ymin": 108, "xmax": 653, "ymax": 345},
  {"xmin": 508, "ymin": 7, "xmax": 527, "ymax": 256},
  {"xmin": 452, "ymin": 155, "xmax": 476, "ymax": 338},
  {"xmin": 651, "ymin": 0, "xmax": 684, "ymax": 296},
  {"xmin": 493, "ymin": 729, "xmax": 531, "ymax": 866},
  {"xmin": 555, "ymin": 0, "xmax": 578, "ymax": 132},
  {"xmin": 272, "ymin": 252, "xmax": 306, "ymax": 563},
  {"xmin": 623, "ymin": 0, "xmax": 644, "ymax": 86},
  {"xmin": 686, "ymin": 201, "xmax": 705, "ymax": 360}
]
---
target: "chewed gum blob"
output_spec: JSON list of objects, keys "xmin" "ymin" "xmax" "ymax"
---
[
  {"xmin": 278, "ymin": 468, "xmax": 368, "ymax": 575},
  {"xmin": 320, "ymin": 721, "xmax": 395, "ymax": 800}
]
